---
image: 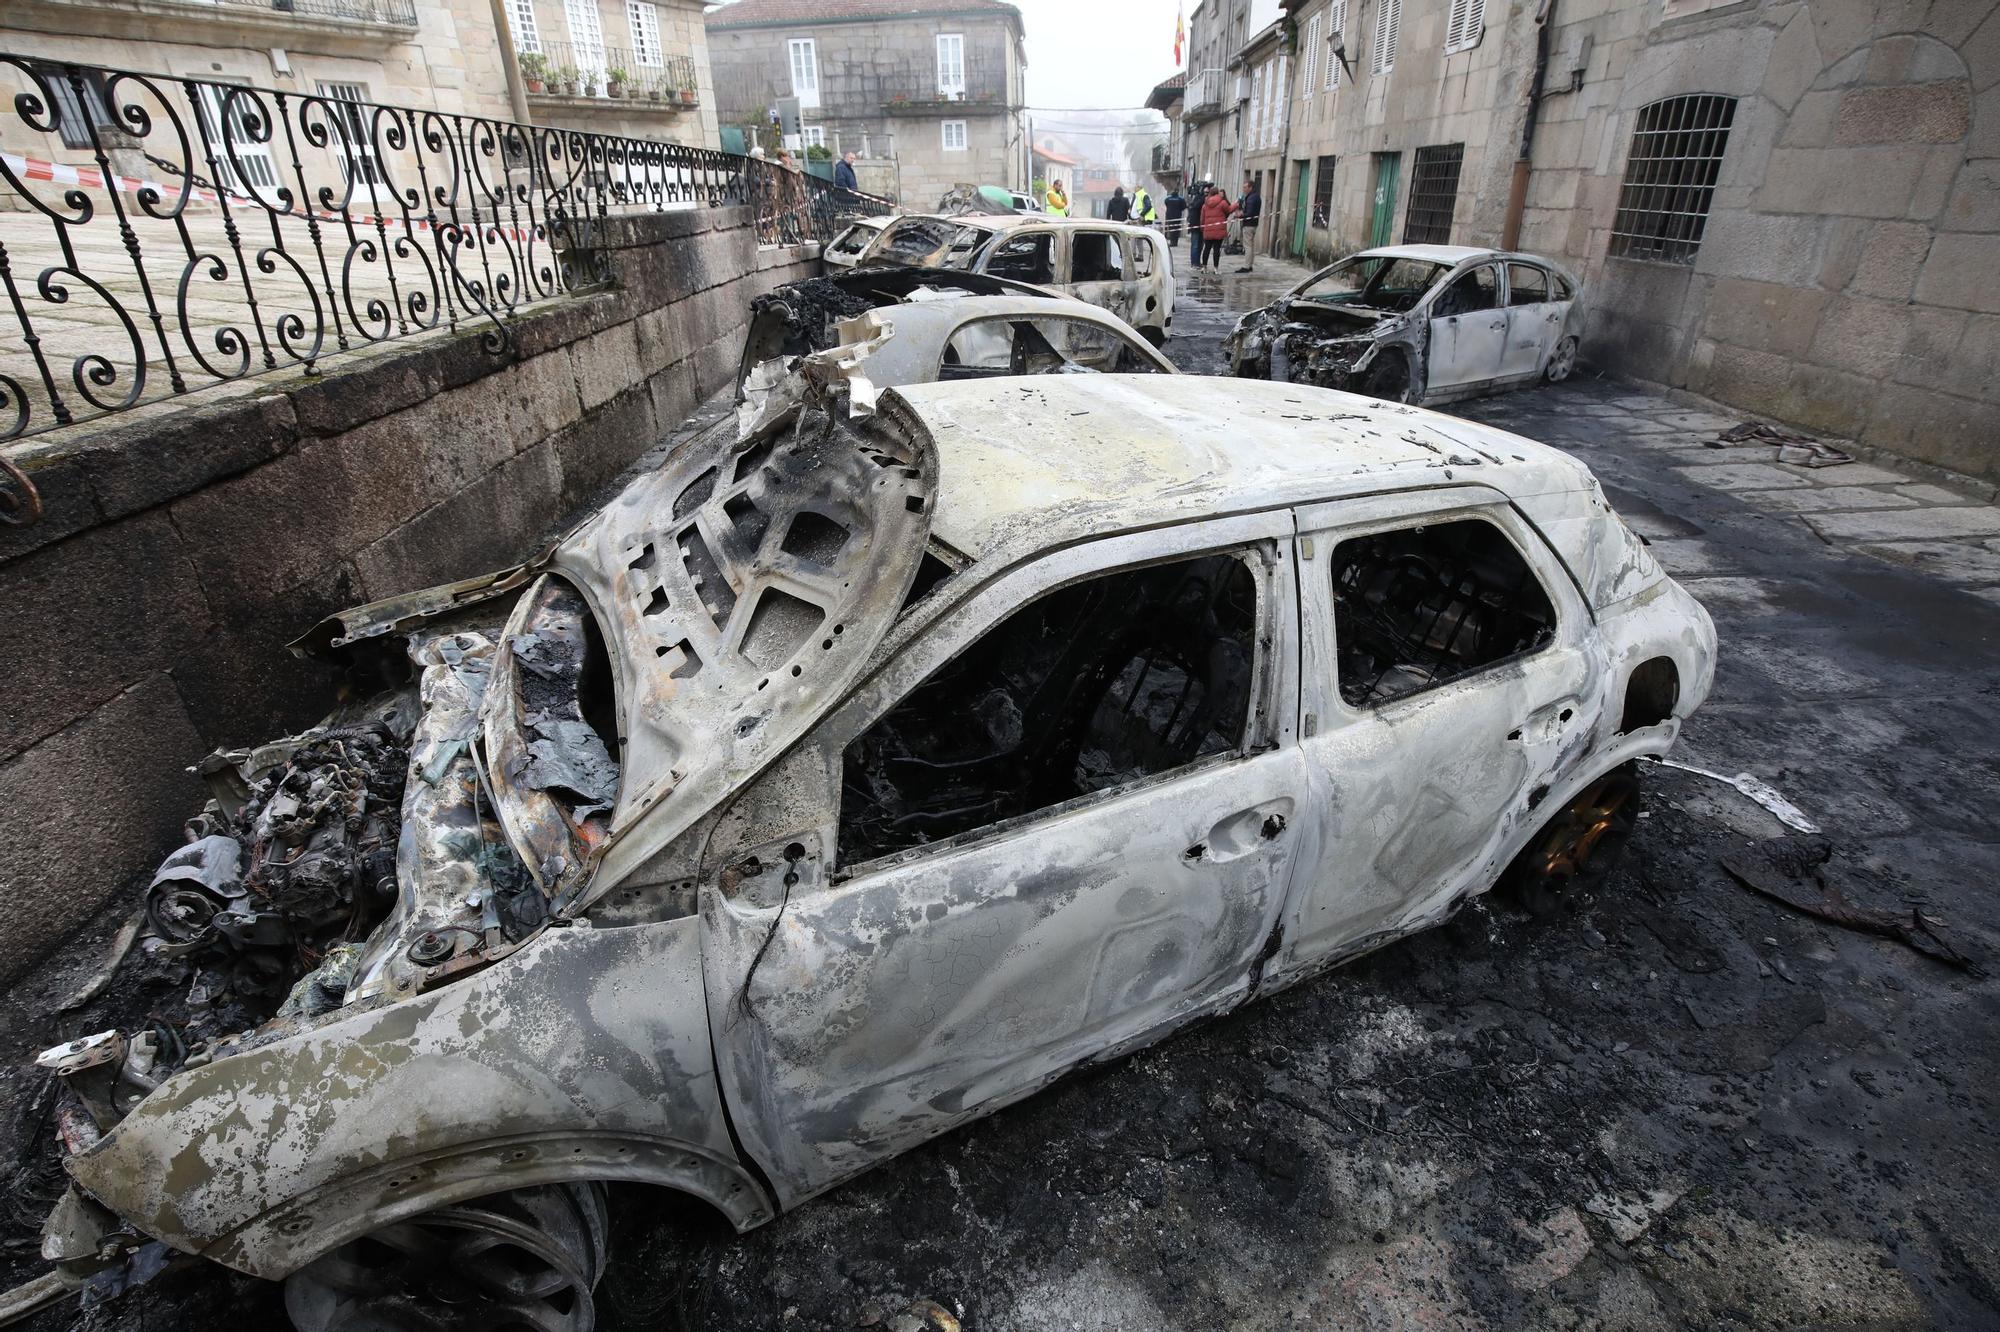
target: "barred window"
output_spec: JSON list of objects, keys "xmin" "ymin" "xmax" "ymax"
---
[
  {"xmin": 1311, "ymin": 155, "xmax": 1336, "ymax": 227},
  {"xmin": 1403, "ymin": 142, "xmax": 1463, "ymax": 244},
  {"xmin": 1608, "ymin": 94, "xmax": 1736, "ymax": 265}
]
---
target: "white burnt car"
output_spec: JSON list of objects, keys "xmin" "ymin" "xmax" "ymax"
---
[
  {"xmin": 28, "ymin": 352, "xmax": 1712, "ymax": 1331},
  {"xmin": 1225, "ymin": 245, "xmax": 1584, "ymax": 405}
]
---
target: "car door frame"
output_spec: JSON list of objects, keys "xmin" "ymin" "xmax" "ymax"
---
[
  {"xmin": 700, "ymin": 510, "xmax": 1305, "ymax": 1207},
  {"xmin": 1062, "ymin": 226, "xmax": 1134, "ymax": 324},
  {"xmin": 1270, "ymin": 485, "xmax": 1603, "ymax": 984},
  {"xmin": 1420, "ymin": 260, "xmax": 1509, "ymax": 397},
  {"xmin": 1498, "ymin": 260, "xmax": 1563, "ymax": 381}
]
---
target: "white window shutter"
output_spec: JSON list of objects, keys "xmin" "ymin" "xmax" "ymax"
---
[{"xmin": 1373, "ymin": 0, "xmax": 1400, "ymax": 74}]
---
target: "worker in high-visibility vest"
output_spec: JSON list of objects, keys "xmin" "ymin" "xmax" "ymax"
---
[
  {"xmin": 1045, "ymin": 179, "xmax": 1069, "ymax": 217},
  {"xmin": 1131, "ymin": 182, "xmax": 1158, "ymax": 224}
]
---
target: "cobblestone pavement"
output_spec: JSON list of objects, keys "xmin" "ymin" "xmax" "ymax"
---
[{"xmin": 6, "ymin": 256, "xmax": 1998, "ymax": 1332}]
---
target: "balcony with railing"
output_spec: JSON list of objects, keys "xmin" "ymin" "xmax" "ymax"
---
[
  {"xmin": 870, "ymin": 54, "xmax": 1014, "ymax": 114},
  {"xmin": 1150, "ymin": 141, "xmax": 1181, "ymax": 177},
  {"xmin": 519, "ymin": 43, "xmax": 700, "ymax": 114},
  {"xmin": 1184, "ymin": 68, "xmax": 1225, "ymax": 120}
]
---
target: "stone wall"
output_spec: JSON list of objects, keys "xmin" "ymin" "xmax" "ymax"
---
[{"xmin": 0, "ymin": 205, "xmax": 816, "ymax": 983}]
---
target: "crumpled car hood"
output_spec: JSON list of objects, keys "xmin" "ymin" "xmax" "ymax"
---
[{"xmin": 519, "ymin": 406, "xmax": 937, "ymax": 912}]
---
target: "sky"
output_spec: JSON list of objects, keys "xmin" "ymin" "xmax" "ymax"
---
[{"xmin": 1010, "ymin": 0, "xmax": 1186, "ymax": 111}]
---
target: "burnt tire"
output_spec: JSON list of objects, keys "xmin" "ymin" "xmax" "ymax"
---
[
  {"xmin": 284, "ymin": 1182, "xmax": 610, "ymax": 1332},
  {"xmin": 1360, "ymin": 350, "xmax": 1417, "ymax": 404},
  {"xmin": 1498, "ymin": 762, "xmax": 1641, "ymax": 917}
]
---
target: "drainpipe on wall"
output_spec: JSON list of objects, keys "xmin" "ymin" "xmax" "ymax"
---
[
  {"xmin": 1501, "ymin": 0, "xmax": 1555, "ymax": 251},
  {"xmin": 1272, "ymin": 19, "xmax": 1297, "ymax": 260},
  {"xmin": 489, "ymin": 0, "xmax": 534, "ymax": 126}
]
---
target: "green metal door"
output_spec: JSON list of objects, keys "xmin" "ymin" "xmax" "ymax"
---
[
  {"xmin": 1369, "ymin": 152, "xmax": 1401, "ymax": 247},
  {"xmin": 1292, "ymin": 160, "xmax": 1311, "ymax": 256}
]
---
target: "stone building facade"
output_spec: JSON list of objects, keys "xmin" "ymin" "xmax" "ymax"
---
[
  {"xmin": 0, "ymin": 0, "xmax": 717, "ymax": 149},
  {"xmin": 1258, "ymin": 0, "xmax": 2000, "ymax": 483},
  {"xmin": 705, "ymin": 0, "xmax": 1029, "ymax": 209}
]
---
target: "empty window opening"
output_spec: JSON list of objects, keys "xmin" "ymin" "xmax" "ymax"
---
[
  {"xmin": 1431, "ymin": 264, "xmax": 1498, "ymax": 317},
  {"xmin": 1071, "ymin": 233, "xmax": 1124, "ymax": 283},
  {"xmin": 1608, "ymin": 94, "xmax": 1736, "ymax": 265},
  {"xmin": 938, "ymin": 317, "xmax": 1164, "ymax": 379},
  {"xmin": 840, "ymin": 553, "xmax": 1258, "ymax": 864},
  {"xmin": 1330, "ymin": 519, "xmax": 1556, "ymax": 707},
  {"xmin": 1403, "ymin": 143, "xmax": 1464, "ymax": 245},
  {"xmin": 877, "ymin": 218, "xmax": 959, "ymax": 263},
  {"xmin": 984, "ymin": 233, "xmax": 1055, "ymax": 284},
  {"xmin": 1507, "ymin": 263, "xmax": 1549, "ymax": 306}
]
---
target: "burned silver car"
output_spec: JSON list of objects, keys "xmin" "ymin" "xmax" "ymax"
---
[
  {"xmin": 1225, "ymin": 245, "xmax": 1584, "ymax": 405},
  {"xmin": 25, "ymin": 359, "xmax": 1712, "ymax": 1330}
]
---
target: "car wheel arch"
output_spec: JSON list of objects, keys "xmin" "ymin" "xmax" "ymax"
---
[{"xmin": 210, "ymin": 1133, "xmax": 776, "ymax": 1280}]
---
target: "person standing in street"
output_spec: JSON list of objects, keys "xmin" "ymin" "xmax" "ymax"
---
[
  {"xmin": 1235, "ymin": 177, "xmax": 1262, "ymax": 272},
  {"xmin": 1045, "ymin": 178, "xmax": 1069, "ymax": 216},
  {"xmin": 1106, "ymin": 185, "xmax": 1131, "ymax": 221},
  {"xmin": 1131, "ymin": 181, "xmax": 1157, "ymax": 225},
  {"xmin": 1163, "ymin": 185, "xmax": 1186, "ymax": 246},
  {"xmin": 1186, "ymin": 181, "xmax": 1206, "ymax": 266},
  {"xmin": 833, "ymin": 149, "xmax": 858, "ymax": 193},
  {"xmin": 1199, "ymin": 184, "xmax": 1236, "ymax": 271}
]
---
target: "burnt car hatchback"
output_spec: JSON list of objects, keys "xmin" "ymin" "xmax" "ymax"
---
[
  {"xmin": 1225, "ymin": 245, "xmax": 1584, "ymax": 405},
  {"xmin": 26, "ymin": 368, "xmax": 1713, "ymax": 1330}
]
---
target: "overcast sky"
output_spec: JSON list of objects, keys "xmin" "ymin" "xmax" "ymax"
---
[{"xmin": 1012, "ymin": 0, "xmax": 1185, "ymax": 111}]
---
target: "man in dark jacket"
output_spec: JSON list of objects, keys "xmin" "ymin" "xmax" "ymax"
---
[
  {"xmin": 833, "ymin": 150, "xmax": 858, "ymax": 193},
  {"xmin": 1186, "ymin": 182, "xmax": 1206, "ymax": 265},
  {"xmin": 1163, "ymin": 187, "xmax": 1186, "ymax": 246},
  {"xmin": 1235, "ymin": 177, "xmax": 1262, "ymax": 272},
  {"xmin": 1106, "ymin": 185, "xmax": 1130, "ymax": 221}
]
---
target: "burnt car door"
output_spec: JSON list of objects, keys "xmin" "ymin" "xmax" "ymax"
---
[
  {"xmin": 1423, "ymin": 263, "xmax": 1508, "ymax": 393},
  {"xmin": 701, "ymin": 515, "xmax": 1304, "ymax": 1202},
  {"xmin": 1499, "ymin": 262, "xmax": 1563, "ymax": 379},
  {"xmin": 1063, "ymin": 228, "xmax": 1133, "ymax": 324},
  {"xmin": 1280, "ymin": 488, "xmax": 1594, "ymax": 968}
]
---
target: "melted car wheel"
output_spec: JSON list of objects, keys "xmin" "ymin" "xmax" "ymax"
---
[
  {"xmin": 284, "ymin": 1183, "xmax": 609, "ymax": 1332},
  {"xmin": 1545, "ymin": 335, "xmax": 1579, "ymax": 383},
  {"xmin": 1500, "ymin": 763, "xmax": 1640, "ymax": 916},
  {"xmin": 1361, "ymin": 350, "xmax": 1416, "ymax": 404}
]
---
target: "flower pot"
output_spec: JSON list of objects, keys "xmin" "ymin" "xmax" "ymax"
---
[
  {"xmin": 525, "ymin": 78, "xmax": 545, "ymax": 93},
  {"xmin": 607, "ymin": 84, "xmax": 624, "ymax": 98},
  {"xmin": 647, "ymin": 90, "xmax": 663, "ymax": 103},
  {"xmin": 678, "ymin": 90, "xmax": 695, "ymax": 106}
]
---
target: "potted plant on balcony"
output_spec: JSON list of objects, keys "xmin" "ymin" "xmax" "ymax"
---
[
  {"xmin": 556, "ymin": 65, "xmax": 579, "ymax": 96},
  {"xmin": 605, "ymin": 67, "xmax": 628, "ymax": 98},
  {"xmin": 580, "ymin": 69, "xmax": 600, "ymax": 97},
  {"xmin": 677, "ymin": 81, "xmax": 696, "ymax": 106},
  {"xmin": 646, "ymin": 76, "xmax": 663, "ymax": 103},
  {"xmin": 518, "ymin": 52, "xmax": 549, "ymax": 94}
]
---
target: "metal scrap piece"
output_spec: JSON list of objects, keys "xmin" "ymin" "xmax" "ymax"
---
[
  {"xmin": 1650, "ymin": 757, "xmax": 1820, "ymax": 833},
  {"xmin": 1720, "ymin": 835, "xmax": 1974, "ymax": 971}
]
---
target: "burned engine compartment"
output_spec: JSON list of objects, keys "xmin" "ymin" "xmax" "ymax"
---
[
  {"xmin": 840, "ymin": 554, "xmax": 1256, "ymax": 864},
  {"xmin": 1228, "ymin": 299, "xmax": 1401, "ymax": 393}
]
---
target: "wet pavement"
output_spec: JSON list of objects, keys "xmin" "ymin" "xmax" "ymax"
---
[{"xmin": 5, "ymin": 258, "xmax": 1999, "ymax": 1331}]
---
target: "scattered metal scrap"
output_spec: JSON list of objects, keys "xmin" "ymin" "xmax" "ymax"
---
[
  {"xmin": 1648, "ymin": 756, "xmax": 1820, "ymax": 833},
  {"xmin": 1721, "ymin": 835, "xmax": 1974, "ymax": 971},
  {"xmin": 1711, "ymin": 421, "xmax": 1852, "ymax": 468}
]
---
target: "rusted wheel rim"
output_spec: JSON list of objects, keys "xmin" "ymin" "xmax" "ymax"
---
[
  {"xmin": 285, "ymin": 1184, "xmax": 606, "ymax": 1332},
  {"xmin": 1537, "ymin": 773, "xmax": 1634, "ymax": 880}
]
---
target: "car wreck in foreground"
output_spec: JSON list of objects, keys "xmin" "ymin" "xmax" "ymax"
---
[
  {"xmin": 16, "ymin": 319, "xmax": 1713, "ymax": 1330},
  {"xmin": 1225, "ymin": 245, "xmax": 1584, "ymax": 405}
]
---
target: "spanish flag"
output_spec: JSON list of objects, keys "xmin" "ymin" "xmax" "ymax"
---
[{"xmin": 1174, "ymin": 4, "xmax": 1185, "ymax": 64}]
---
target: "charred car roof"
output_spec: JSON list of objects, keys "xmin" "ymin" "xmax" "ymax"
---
[{"xmin": 887, "ymin": 375, "xmax": 1595, "ymax": 563}]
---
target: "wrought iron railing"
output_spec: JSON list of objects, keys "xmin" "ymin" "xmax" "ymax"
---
[
  {"xmin": 0, "ymin": 55, "xmax": 892, "ymax": 524},
  {"xmin": 107, "ymin": 0, "xmax": 420, "ymax": 25},
  {"xmin": 520, "ymin": 42, "xmax": 700, "ymax": 107}
]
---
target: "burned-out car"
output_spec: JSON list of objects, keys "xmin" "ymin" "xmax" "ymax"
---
[
  {"xmin": 1225, "ymin": 245, "xmax": 1584, "ymax": 405},
  {"xmin": 856, "ymin": 215, "xmax": 1177, "ymax": 344},
  {"xmin": 820, "ymin": 214, "xmax": 895, "ymax": 269},
  {"xmin": 24, "ymin": 355, "xmax": 1712, "ymax": 1330}
]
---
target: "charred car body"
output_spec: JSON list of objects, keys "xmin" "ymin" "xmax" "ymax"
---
[
  {"xmin": 24, "ymin": 294, "xmax": 1711, "ymax": 1331},
  {"xmin": 1225, "ymin": 245, "xmax": 1584, "ymax": 405}
]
